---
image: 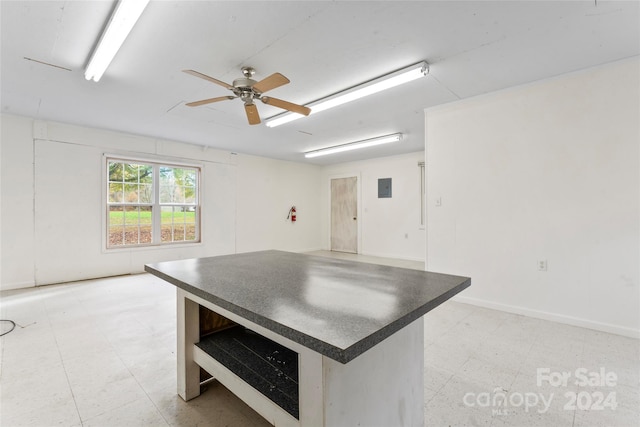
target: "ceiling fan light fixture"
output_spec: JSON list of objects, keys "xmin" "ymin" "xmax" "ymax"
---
[
  {"xmin": 265, "ymin": 61, "xmax": 428, "ymax": 128},
  {"xmin": 304, "ymin": 133, "xmax": 403, "ymax": 158},
  {"xmin": 84, "ymin": 0, "xmax": 150, "ymax": 82}
]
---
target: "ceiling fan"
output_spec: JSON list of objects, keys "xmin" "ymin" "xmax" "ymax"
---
[{"xmin": 183, "ymin": 67, "xmax": 311, "ymax": 125}]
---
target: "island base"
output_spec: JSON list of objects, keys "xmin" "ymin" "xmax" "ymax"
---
[{"xmin": 177, "ymin": 288, "xmax": 425, "ymax": 427}]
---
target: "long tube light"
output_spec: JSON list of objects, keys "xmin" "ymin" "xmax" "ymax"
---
[
  {"xmin": 304, "ymin": 133, "xmax": 403, "ymax": 158},
  {"xmin": 266, "ymin": 61, "xmax": 428, "ymax": 128},
  {"xmin": 85, "ymin": 0, "xmax": 150, "ymax": 82}
]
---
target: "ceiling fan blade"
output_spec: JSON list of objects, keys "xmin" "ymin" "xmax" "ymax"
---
[
  {"xmin": 261, "ymin": 96, "xmax": 311, "ymax": 116},
  {"xmin": 185, "ymin": 96, "xmax": 235, "ymax": 107},
  {"xmin": 182, "ymin": 69, "xmax": 234, "ymax": 90},
  {"xmin": 245, "ymin": 103, "xmax": 261, "ymax": 125},
  {"xmin": 252, "ymin": 73, "xmax": 290, "ymax": 93}
]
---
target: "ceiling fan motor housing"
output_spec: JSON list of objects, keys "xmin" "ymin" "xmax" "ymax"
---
[
  {"xmin": 233, "ymin": 77, "xmax": 258, "ymax": 91},
  {"xmin": 233, "ymin": 73, "xmax": 260, "ymax": 104}
]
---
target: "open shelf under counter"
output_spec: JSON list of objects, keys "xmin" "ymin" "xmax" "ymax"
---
[{"xmin": 196, "ymin": 326, "xmax": 299, "ymax": 419}]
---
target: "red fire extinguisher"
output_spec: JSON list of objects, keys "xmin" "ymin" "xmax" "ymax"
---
[{"xmin": 287, "ymin": 206, "xmax": 297, "ymax": 222}]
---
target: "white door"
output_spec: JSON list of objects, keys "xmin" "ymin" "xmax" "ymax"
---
[{"xmin": 331, "ymin": 177, "xmax": 357, "ymax": 253}]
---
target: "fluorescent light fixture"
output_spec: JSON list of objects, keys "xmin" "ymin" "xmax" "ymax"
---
[
  {"xmin": 304, "ymin": 133, "xmax": 403, "ymax": 158},
  {"xmin": 84, "ymin": 0, "xmax": 150, "ymax": 82},
  {"xmin": 266, "ymin": 61, "xmax": 428, "ymax": 128}
]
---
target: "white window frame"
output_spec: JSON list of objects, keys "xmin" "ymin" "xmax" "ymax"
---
[{"xmin": 105, "ymin": 155, "xmax": 201, "ymax": 249}]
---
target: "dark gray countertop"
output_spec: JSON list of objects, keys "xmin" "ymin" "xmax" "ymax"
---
[{"xmin": 145, "ymin": 250, "xmax": 470, "ymax": 363}]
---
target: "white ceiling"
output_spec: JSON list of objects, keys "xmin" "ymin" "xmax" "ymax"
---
[{"xmin": 2, "ymin": 1, "xmax": 638, "ymax": 165}]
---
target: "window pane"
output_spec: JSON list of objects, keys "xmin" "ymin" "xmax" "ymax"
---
[
  {"xmin": 123, "ymin": 164, "xmax": 139, "ymax": 182},
  {"xmin": 124, "ymin": 208, "xmax": 137, "ymax": 226},
  {"xmin": 161, "ymin": 206, "xmax": 174, "ymax": 242},
  {"xmin": 184, "ymin": 186, "xmax": 196, "ymax": 204},
  {"xmin": 160, "ymin": 185, "xmax": 173, "ymax": 204},
  {"xmin": 139, "ymin": 206, "xmax": 152, "ymax": 243},
  {"xmin": 139, "ymin": 184, "xmax": 152, "ymax": 203},
  {"xmin": 140, "ymin": 225, "xmax": 152, "ymax": 244},
  {"xmin": 109, "ymin": 162, "xmax": 123, "ymax": 182},
  {"xmin": 173, "ymin": 224, "xmax": 186, "ymax": 242},
  {"xmin": 184, "ymin": 207, "xmax": 197, "ymax": 242},
  {"xmin": 159, "ymin": 167, "xmax": 172, "ymax": 185},
  {"xmin": 124, "ymin": 226, "xmax": 140, "ymax": 245},
  {"xmin": 108, "ymin": 206, "xmax": 125, "ymax": 246},
  {"xmin": 123, "ymin": 184, "xmax": 138, "ymax": 203},
  {"xmin": 109, "ymin": 225, "xmax": 125, "ymax": 246},
  {"xmin": 139, "ymin": 206, "xmax": 152, "ymax": 225},
  {"xmin": 109, "ymin": 183, "xmax": 124, "ymax": 203},
  {"xmin": 186, "ymin": 224, "xmax": 196, "ymax": 241},
  {"xmin": 176, "ymin": 207, "xmax": 187, "ymax": 241},
  {"xmin": 138, "ymin": 165, "xmax": 153, "ymax": 184},
  {"xmin": 184, "ymin": 207, "xmax": 196, "ymax": 221},
  {"xmin": 109, "ymin": 205, "xmax": 125, "ymax": 225}
]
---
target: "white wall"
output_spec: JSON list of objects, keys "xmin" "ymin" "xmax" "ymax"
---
[
  {"xmin": 235, "ymin": 154, "xmax": 322, "ymax": 254},
  {"xmin": 0, "ymin": 116, "xmax": 322, "ymax": 289},
  {"xmin": 425, "ymin": 57, "xmax": 640, "ymax": 337},
  {"xmin": 1, "ymin": 115, "xmax": 35, "ymax": 288},
  {"xmin": 320, "ymin": 152, "xmax": 426, "ymax": 261}
]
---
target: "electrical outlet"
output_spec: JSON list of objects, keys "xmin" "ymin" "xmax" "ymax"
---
[
  {"xmin": 435, "ymin": 197, "xmax": 442, "ymax": 207},
  {"xmin": 404, "ymin": 233, "xmax": 408, "ymax": 239},
  {"xmin": 538, "ymin": 260, "xmax": 548, "ymax": 271}
]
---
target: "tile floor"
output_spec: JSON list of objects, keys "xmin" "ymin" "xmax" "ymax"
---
[{"xmin": 1, "ymin": 251, "xmax": 638, "ymax": 427}]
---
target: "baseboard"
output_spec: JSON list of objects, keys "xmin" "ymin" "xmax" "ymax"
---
[
  {"xmin": 359, "ymin": 250, "xmax": 425, "ymax": 263},
  {"xmin": 0, "ymin": 280, "xmax": 36, "ymax": 291},
  {"xmin": 452, "ymin": 295, "xmax": 640, "ymax": 339},
  {"xmin": 295, "ymin": 247, "xmax": 324, "ymax": 254}
]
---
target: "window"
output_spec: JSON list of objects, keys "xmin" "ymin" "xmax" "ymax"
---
[{"xmin": 107, "ymin": 158, "xmax": 200, "ymax": 248}]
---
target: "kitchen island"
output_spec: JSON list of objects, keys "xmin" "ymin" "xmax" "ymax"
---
[{"xmin": 145, "ymin": 250, "xmax": 470, "ymax": 427}]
